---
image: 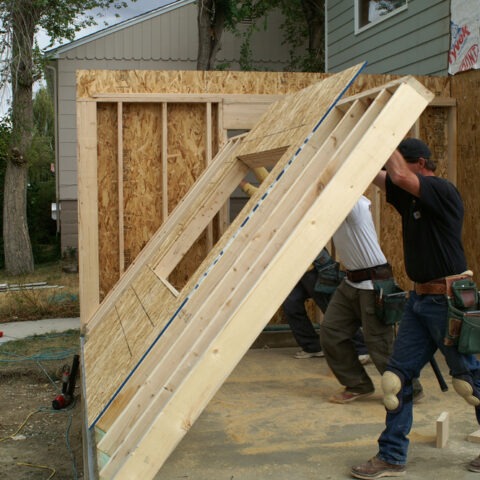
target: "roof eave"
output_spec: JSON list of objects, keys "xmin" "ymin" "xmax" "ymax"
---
[{"xmin": 46, "ymin": 0, "xmax": 195, "ymax": 59}]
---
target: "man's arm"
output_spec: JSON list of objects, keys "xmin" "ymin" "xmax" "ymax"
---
[
  {"xmin": 373, "ymin": 170, "xmax": 387, "ymax": 191},
  {"xmin": 385, "ymin": 150, "xmax": 421, "ymax": 197}
]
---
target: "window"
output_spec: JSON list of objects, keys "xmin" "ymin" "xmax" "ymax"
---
[{"xmin": 356, "ymin": 0, "xmax": 407, "ymax": 32}]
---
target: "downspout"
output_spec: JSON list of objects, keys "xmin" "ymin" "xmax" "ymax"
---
[{"xmin": 44, "ymin": 63, "xmax": 60, "ymax": 236}]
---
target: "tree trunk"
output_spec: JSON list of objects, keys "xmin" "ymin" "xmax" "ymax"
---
[
  {"xmin": 197, "ymin": 0, "xmax": 226, "ymax": 70},
  {"xmin": 3, "ymin": 0, "xmax": 37, "ymax": 274},
  {"xmin": 301, "ymin": 0, "xmax": 325, "ymax": 69},
  {"xmin": 3, "ymin": 157, "xmax": 33, "ymax": 274}
]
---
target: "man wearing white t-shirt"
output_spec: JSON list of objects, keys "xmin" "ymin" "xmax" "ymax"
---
[{"xmin": 321, "ymin": 195, "xmax": 421, "ymax": 403}]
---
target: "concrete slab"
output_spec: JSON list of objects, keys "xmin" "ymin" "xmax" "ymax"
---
[
  {"xmin": 8, "ymin": 320, "xmax": 478, "ymax": 479},
  {"xmin": 0, "ymin": 318, "xmax": 80, "ymax": 344},
  {"xmin": 156, "ymin": 347, "xmax": 480, "ymax": 480}
]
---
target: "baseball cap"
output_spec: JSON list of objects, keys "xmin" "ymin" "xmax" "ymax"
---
[{"xmin": 398, "ymin": 138, "xmax": 431, "ymax": 161}]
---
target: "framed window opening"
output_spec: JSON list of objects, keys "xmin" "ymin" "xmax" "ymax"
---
[{"xmin": 355, "ymin": 0, "xmax": 408, "ymax": 33}]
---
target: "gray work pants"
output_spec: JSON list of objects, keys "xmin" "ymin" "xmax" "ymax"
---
[{"xmin": 320, "ymin": 280, "xmax": 394, "ymax": 393}]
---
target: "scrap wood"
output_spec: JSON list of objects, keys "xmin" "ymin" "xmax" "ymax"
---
[{"xmin": 0, "ymin": 282, "xmax": 62, "ymax": 293}]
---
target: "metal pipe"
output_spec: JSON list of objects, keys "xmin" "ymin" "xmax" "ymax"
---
[{"xmin": 44, "ymin": 64, "xmax": 60, "ymax": 235}]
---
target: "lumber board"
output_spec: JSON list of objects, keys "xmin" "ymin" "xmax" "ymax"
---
[
  {"xmin": 116, "ymin": 102, "xmax": 124, "ymax": 274},
  {"xmin": 99, "ymin": 75, "xmax": 434, "ymax": 480},
  {"xmin": 436, "ymin": 411, "xmax": 449, "ymax": 448},
  {"xmin": 77, "ymin": 101, "xmax": 100, "ymax": 327},
  {"xmin": 238, "ymin": 146, "xmax": 289, "ymax": 169},
  {"xmin": 468, "ymin": 429, "xmax": 480, "ymax": 444}
]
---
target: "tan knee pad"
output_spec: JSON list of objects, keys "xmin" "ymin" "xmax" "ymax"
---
[
  {"xmin": 452, "ymin": 378, "xmax": 480, "ymax": 407},
  {"xmin": 382, "ymin": 371, "xmax": 402, "ymax": 411}
]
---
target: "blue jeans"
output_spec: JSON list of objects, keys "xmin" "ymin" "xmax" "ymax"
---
[
  {"xmin": 283, "ymin": 269, "xmax": 331, "ymax": 352},
  {"xmin": 378, "ymin": 291, "xmax": 480, "ymax": 465}
]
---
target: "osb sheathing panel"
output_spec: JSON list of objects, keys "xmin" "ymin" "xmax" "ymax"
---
[
  {"xmin": 166, "ymin": 104, "xmax": 213, "ymax": 290},
  {"xmin": 451, "ymin": 70, "xmax": 480, "ymax": 281},
  {"xmin": 77, "ymin": 70, "xmax": 329, "ymax": 99},
  {"xmin": 122, "ymin": 103, "xmax": 163, "ymax": 269},
  {"xmin": 97, "ymin": 101, "xmax": 217, "ymax": 297},
  {"xmin": 97, "ymin": 104, "xmax": 120, "ymax": 298},
  {"xmin": 80, "ymin": 69, "xmax": 453, "ymax": 314}
]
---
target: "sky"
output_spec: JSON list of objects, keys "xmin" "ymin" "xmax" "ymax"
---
[{"xmin": 1, "ymin": 0, "xmax": 176, "ymax": 115}]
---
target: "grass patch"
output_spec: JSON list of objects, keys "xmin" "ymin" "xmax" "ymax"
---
[
  {"xmin": 0, "ymin": 329, "xmax": 80, "ymax": 377},
  {"xmin": 0, "ymin": 261, "xmax": 79, "ymax": 322}
]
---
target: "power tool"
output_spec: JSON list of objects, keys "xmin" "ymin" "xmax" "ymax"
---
[{"xmin": 52, "ymin": 354, "xmax": 79, "ymax": 409}]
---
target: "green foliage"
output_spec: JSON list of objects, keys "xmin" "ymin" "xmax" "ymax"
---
[
  {"xmin": 276, "ymin": 1, "xmax": 313, "ymax": 71},
  {"xmin": 27, "ymin": 86, "xmax": 58, "ymax": 264},
  {"xmin": 221, "ymin": 0, "xmax": 323, "ymax": 72}
]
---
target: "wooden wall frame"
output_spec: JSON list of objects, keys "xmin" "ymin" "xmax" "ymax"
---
[{"xmin": 77, "ymin": 65, "xmax": 434, "ymax": 478}]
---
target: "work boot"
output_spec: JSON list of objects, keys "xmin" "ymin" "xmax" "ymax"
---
[
  {"xmin": 469, "ymin": 454, "xmax": 480, "ymax": 472},
  {"xmin": 351, "ymin": 455, "xmax": 406, "ymax": 479},
  {"xmin": 329, "ymin": 388, "xmax": 374, "ymax": 404}
]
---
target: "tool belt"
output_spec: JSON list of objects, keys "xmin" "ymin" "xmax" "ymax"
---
[
  {"xmin": 346, "ymin": 263, "xmax": 392, "ymax": 283},
  {"xmin": 415, "ymin": 273, "xmax": 472, "ymax": 296},
  {"xmin": 414, "ymin": 278, "xmax": 447, "ymax": 295},
  {"xmin": 312, "ymin": 248, "xmax": 345, "ymax": 294},
  {"xmin": 441, "ymin": 272, "xmax": 480, "ymax": 354}
]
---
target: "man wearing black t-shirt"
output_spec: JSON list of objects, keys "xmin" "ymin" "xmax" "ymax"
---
[{"xmin": 351, "ymin": 138, "xmax": 480, "ymax": 478}]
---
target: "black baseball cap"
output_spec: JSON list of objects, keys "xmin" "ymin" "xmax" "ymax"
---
[{"xmin": 398, "ymin": 138, "xmax": 431, "ymax": 161}]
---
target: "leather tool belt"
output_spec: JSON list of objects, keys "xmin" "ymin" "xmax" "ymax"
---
[
  {"xmin": 415, "ymin": 273, "xmax": 472, "ymax": 296},
  {"xmin": 346, "ymin": 263, "xmax": 392, "ymax": 283}
]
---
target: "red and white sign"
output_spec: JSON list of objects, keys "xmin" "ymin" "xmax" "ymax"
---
[{"xmin": 449, "ymin": 0, "xmax": 480, "ymax": 74}]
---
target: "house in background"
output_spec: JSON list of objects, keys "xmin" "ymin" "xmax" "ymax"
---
[
  {"xmin": 325, "ymin": 0, "xmax": 452, "ymax": 75},
  {"xmin": 47, "ymin": 0, "xmax": 302, "ymax": 253}
]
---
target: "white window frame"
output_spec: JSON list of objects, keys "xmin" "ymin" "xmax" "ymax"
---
[{"xmin": 354, "ymin": 0, "xmax": 408, "ymax": 34}]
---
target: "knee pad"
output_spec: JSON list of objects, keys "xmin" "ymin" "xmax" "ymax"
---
[
  {"xmin": 452, "ymin": 375, "xmax": 480, "ymax": 407},
  {"xmin": 382, "ymin": 370, "xmax": 403, "ymax": 412}
]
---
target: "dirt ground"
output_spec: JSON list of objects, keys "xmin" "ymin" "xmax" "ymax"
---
[{"xmin": 0, "ymin": 369, "xmax": 84, "ymax": 480}]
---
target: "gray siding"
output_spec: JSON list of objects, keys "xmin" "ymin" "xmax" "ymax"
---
[
  {"xmin": 59, "ymin": 200, "xmax": 79, "ymax": 252},
  {"xmin": 326, "ymin": 0, "xmax": 451, "ymax": 76}
]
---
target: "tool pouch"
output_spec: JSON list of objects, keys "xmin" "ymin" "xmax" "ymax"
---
[
  {"xmin": 314, "ymin": 262, "xmax": 345, "ymax": 294},
  {"xmin": 458, "ymin": 311, "xmax": 480, "ymax": 354},
  {"xmin": 444, "ymin": 277, "xmax": 480, "ymax": 352},
  {"xmin": 445, "ymin": 301, "xmax": 465, "ymax": 346},
  {"xmin": 373, "ymin": 278, "xmax": 407, "ymax": 325}
]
